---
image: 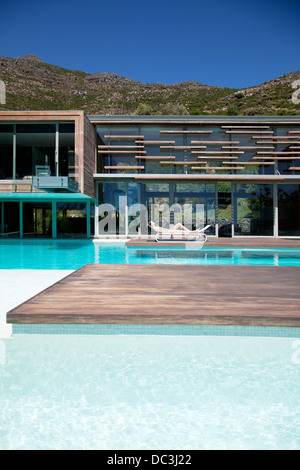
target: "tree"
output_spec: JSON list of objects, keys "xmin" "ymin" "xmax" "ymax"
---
[{"xmin": 133, "ymin": 103, "xmax": 153, "ymax": 115}]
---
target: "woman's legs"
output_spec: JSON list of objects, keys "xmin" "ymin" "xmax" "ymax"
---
[
  {"xmin": 173, "ymin": 223, "xmax": 190, "ymax": 231},
  {"xmin": 172, "ymin": 223, "xmax": 201, "ymax": 233}
]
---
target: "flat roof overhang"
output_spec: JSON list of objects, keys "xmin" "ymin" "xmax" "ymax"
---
[
  {"xmin": 0, "ymin": 193, "xmax": 93, "ymax": 202},
  {"xmin": 89, "ymin": 115, "xmax": 300, "ymax": 125},
  {"xmin": 93, "ymin": 173, "xmax": 300, "ymax": 183},
  {"xmin": 0, "ymin": 110, "xmax": 85, "ymax": 122}
]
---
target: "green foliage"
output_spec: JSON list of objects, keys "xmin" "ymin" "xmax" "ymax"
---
[{"xmin": 1, "ymin": 56, "xmax": 300, "ymax": 115}]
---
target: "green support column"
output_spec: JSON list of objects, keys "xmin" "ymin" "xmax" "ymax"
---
[
  {"xmin": 19, "ymin": 201, "xmax": 23, "ymax": 238},
  {"xmin": 52, "ymin": 201, "xmax": 57, "ymax": 239},
  {"xmin": 86, "ymin": 201, "xmax": 91, "ymax": 239},
  {"xmin": 1, "ymin": 202, "xmax": 4, "ymax": 234}
]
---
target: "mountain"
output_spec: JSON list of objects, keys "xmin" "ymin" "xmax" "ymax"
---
[{"xmin": 0, "ymin": 54, "xmax": 299, "ymax": 116}]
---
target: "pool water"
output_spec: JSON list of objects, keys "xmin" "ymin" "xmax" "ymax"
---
[
  {"xmin": 1, "ymin": 239, "xmax": 299, "ymax": 450},
  {"xmin": 0, "ymin": 332, "xmax": 299, "ymax": 450},
  {"xmin": 1, "ymin": 240, "xmax": 300, "ymax": 269}
]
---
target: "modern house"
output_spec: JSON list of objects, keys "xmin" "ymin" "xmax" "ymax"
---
[{"xmin": 0, "ymin": 110, "xmax": 300, "ymax": 238}]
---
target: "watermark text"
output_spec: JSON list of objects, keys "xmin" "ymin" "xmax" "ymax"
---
[
  {"xmin": 292, "ymin": 79, "xmax": 300, "ymax": 105},
  {"xmin": 0, "ymin": 79, "xmax": 6, "ymax": 104}
]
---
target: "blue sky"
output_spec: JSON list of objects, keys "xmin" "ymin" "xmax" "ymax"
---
[{"xmin": 0, "ymin": 0, "xmax": 299, "ymax": 88}]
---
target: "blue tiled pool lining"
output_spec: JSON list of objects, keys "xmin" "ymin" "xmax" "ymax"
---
[{"xmin": 12, "ymin": 324, "xmax": 300, "ymax": 338}]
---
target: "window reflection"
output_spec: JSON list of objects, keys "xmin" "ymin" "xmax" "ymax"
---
[
  {"xmin": 234, "ymin": 184, "xmax": 273, "ymax": 236},
  {"xmin": 278, "ymin": 184, "xmax": 300, "ymax": 236},
  {"xmin": 16, "ymin": 124, "xmax": 56, "ymax": 179},
  {"xmin": 0, "ymin": 125, "xmax": 13, "ymax": 179}
]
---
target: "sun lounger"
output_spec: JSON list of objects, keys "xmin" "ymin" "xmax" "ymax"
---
[{"xmin": 149, "ymin": 224, "xmax": 210, "ymax": 243}]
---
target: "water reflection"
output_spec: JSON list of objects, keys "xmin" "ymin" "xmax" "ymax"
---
[{"xmin": 132, "ymin": 248, "xmax": 300, "ymax": 266}]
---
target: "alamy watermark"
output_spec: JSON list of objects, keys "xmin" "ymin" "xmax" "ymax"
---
[
  {"xmin": 0, "ymin": 79, "xmax": 6, "ymax": 105},
  {"xmin": 97, "ymin": 200, "xmax": 206, "ymax": 236},
  {"xmin": 292, "ymin": 79, "xmax": 300, "ymax": 105},
  {"xmin": 291, "ymin": 340, "xmax": 300, "ymax": 365}
]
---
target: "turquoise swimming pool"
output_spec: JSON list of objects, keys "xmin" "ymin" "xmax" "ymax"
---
[
  {"xmin": 1, "ymin": 239, "xmax": 299, "ymax": 450},
  {"xmin": 1, "ymin": 239, "xmax": 300, "ymax": 269},
  {"xmin": 1, "ymin": 330, "xmax": 300, "ymax": 450}
]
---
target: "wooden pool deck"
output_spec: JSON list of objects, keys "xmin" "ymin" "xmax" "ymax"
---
[
  {"xmin": 126, "ymin": 237, "xmax": 300, "ymax": 248},
  {"xmin": 7, "ymin": 263, "xmax": 300, "ymax": 327}
]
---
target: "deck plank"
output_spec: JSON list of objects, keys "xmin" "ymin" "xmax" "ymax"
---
[
  {"xmin": 7, "ymin": 264, "xmax": 300, "ymax": 327},
  {"xmin": 125, "ymin": 237, "xmax": 300, "ymax": 247}
]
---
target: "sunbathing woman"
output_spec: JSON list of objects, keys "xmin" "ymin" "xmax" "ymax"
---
[{"xmin": 149, "ymin": 221, "xmax": 201, "ymax": 233}]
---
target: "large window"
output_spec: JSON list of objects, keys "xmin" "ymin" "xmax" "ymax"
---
[
  {"xmin": 57, "ymin": 202, "xmax": 87, "ymax": 238},
  {"xmin": 23, "ymin": 202, "xmax": 52, "ymax": 237},
  {"xmin": 16, "ymin": 124, "xmax": 56, "ymax": 179},
  {"xmin": 0, "ymin": 202, "xmax": 19, "ymax": 237},
  {"xmin": 0, "ymin": 125, "xmax": 13, "ymax": 179},
  {"xmin": 58, "ymin": 123, "xmax": 75, "ymax": 178},
  {"xmin": 217, "ymin": 182, "xmax": 232, "ymax": 237},
  {"xmin": 174, "ymin": 183, "xmax": 216, "ymax": 234},
  {"xmin": 97, "ymin": 182, "xmax": 127, "ymax": 235},
  {"xmin": 233, "ymin": 184, "xmax": 273, "ymax": 236},
  {"xmin": 0, "ymin": 123, "xmax": 75, "ymax": 180},
  {"xmin": 96, "ymin": 181, "xmax": 216, "ymax": 235},
  {"xmin": 142, "ymin": 183, "xmax": 170, "ymax": 228},
  {"xmin": 278, "ymin": 184, "xmax": 300, "ymax": 236}
]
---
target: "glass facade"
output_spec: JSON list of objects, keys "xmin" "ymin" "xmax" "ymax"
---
[
  {"xmin": 97, "ymin": 182, "xmax": 128, "ymax": 235},
  {"xmin": 57, "ymin": 202, "xmax": 88, "ymax": 238},
  {"xmin": 16, "ymin": 124, "xmax": 56, "ymax": 179},
  {"xmin": 95, "ymin": 122, "xmax": 300, "ymax": 176},
  {"xmin": 174, "ymin": 183, "xmax": 216, "ymax": 235},
  {"xmin": 0, "ymin": 197, "xmax": 92, "ymax": 239},
  {"xmin": 94, "ymin": 180, "xmax": 300, "ymax": 237},
  {"xmin": 0, "ymin": 123, "xmax": 75, "ymax": 180},
  {"xmin": 217, "ymin": 182, "xmax": 232, "ymax": 237},
  {"xmin": 278, "ymin": 184, "xmax": 300, "ymax": 236},
  {"xmin": 92, "ymin": 118, "xmax": 300, "ymax": 237},
  {"xmin": 23, "ymin": 202, "xmax": 52, "ymax": 237},
  {"xmin": 0, "ymin": 125, "xmax": 13, "ymax": 179},
  {"xmin": 96, "ymin": 181, "xmax": 216, "ymax": 236},
  {"xmin": 1, "ymin": 115, "xmax": 300, "ymax": 238},
  {"xmin": 233, "ymin": 184, "xmax": 273, "ymax": 236},
  {"xmin": 58, "ymin": 124, "xmax": 75, "ymax": 178},
  {"xmin": 96, "ymin": 181, "xmax": 300, "ymax": 237},
  {"xmin": 0, "ymin": 202, "xmax": 19, "ymax": 237}
]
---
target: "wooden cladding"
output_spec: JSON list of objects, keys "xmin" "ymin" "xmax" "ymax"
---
[
  {"xmin": 160, "ymin": 130, "xmax": 212, "ymax": 134},
  {"xmin": 226, "ymin": 130, "xmax": 274, "ymax": 134},
  {"xmin": 222, "ymin": 146, "xmax": 274, "ymax": 150},
  {"xmin": 221, "ymin": 125, "xmax": 270, "ymax": 129},
  {"xmin": 227, "ymin": 161, "xmax": 275, "ymax": 165},
  {"xmin": 160, "ymin": 161, "xmax": 207, "ymax": 165},
  {"xmin": 256, "ymin": 151, "xmax": 300, "ymax": 155},
  {"xmin": 191, "ymin": 166, "xmax": 245, "ymax": 170},
  {"xmin": 104, "ymin": 166, "xmax": 144, "ymax": 170},
  {"xmin": 104, "ymin": 135, "xmax": 144, "ymax": 139},
  {"xmin": 160, "ymin": 145, "xmax": 207, "ymax": 150},
  {"xmin": 135, "ymin": 156, "xmax": 176, "ymax": 160},
  {"xmin": 135, "ymin": 140, "xmax": 175, "ymax": 145},
  {"xmin": 191, "ymin": 141, "xmax": 240, "ymax": 145},
  {"xmin": 98, "ymin": 145, "xmax": 144, "ymax": 149},
  {"xmin": 98, "ymin": 150, "xmax": 147, "ymax": 154},
  {"xmin": 198, "ymin": 156, "xmax": 239, "ymax": 160},
  {"xmin": 192, "ymin": 151, "xmax": 244, "ymax": 155},
  {"xmin": 252, "ymin": 156, "xmax": 300, "ymax": 160},
  {"xmin": 253, "ymin": 135, "xmax": 300, "ymax": 139},
  {"xmin": 97, "ymin": 121, "xmax": 300, "ymax": 174}
]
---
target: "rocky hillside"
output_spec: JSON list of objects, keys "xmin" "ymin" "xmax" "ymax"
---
[{"xmin": 0, "ymin": 54, "xmax": 299, "ymax": 116}]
